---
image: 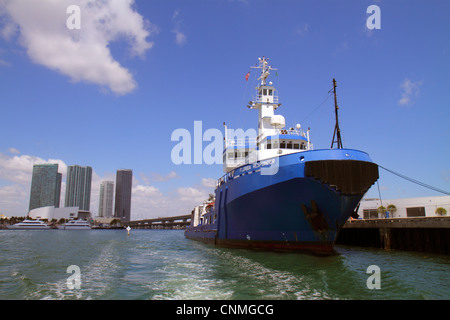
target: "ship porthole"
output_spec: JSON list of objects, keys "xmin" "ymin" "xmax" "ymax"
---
[{"xmin": 300, "ymin": 156, "xmax": 305, "ymax": 162}]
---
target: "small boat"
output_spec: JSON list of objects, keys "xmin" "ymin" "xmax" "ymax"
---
[
  {"xmin": 58, "ymin": 219, "xmax": 92, "ymax": 230},
  {"xmin": 8, "ymin": 219, "xmax": 51, "ymax": 230}
]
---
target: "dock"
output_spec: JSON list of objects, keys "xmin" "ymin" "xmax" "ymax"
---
[
  {"xmin": 128, "ymin": 215, "xmax": 191, "ymax": 230},
  {"xmin": 336, "ymin": 216, "xmax": 450, "ymax": 254}
]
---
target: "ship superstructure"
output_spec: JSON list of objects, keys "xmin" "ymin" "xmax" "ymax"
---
[{"xmin": 223, "ymin": 57, "xmax": 311, "ymax": 174}]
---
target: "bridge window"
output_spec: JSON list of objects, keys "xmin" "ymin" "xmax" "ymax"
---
[
  {"xmin": 294, "ymin": 143, "xmax": 299, "ymax": 149},
  {"xmin": 287, "ymin": 142, "xmax": 292, "ymax": 149}
]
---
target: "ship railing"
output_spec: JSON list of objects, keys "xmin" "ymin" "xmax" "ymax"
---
[
  {"xmin": 224, "ymin": 138, "xmax": 257, "ymax": 148},
  {"xmin": 217, "ymin": 152, "xmax": 260, "ymax": 188},
  {"xmin": 252, "ymin": 95, "xmax": 279, "ymax": 104},
  {"xmin": 216, "ymin": 165, "xmax": 241, "ymax": 188},
  {"xmin": 216, "ymin": 172, "xmax": 233, "ymax": 188},
  {"xmin": 276, "ymin": 128, "xmax": 307, "ymax": 137}
]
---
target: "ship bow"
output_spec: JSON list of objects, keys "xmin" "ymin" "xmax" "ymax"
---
[{"xmin": 304, "ymin": 159, "xmax": 379, "ymax": 196}]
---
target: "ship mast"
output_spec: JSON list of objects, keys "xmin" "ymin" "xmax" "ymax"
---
[
  {"xmin": 331, "ymin": 78, "xmax": 343, "ymax": 149},
  {"xmin": 247, "ymin": 57, "xmax": 282, "ymax": 137},
  {"xmin": 251, "ymin": 56, "xmax": 276, "ymax": 86}
]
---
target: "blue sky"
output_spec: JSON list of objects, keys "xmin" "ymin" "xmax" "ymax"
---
[{"xmin": 0, "ymin": 0, "xmax": 449, "ymax": 218}]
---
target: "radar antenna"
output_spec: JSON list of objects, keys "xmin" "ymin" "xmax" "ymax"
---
[{"xmin": 251, "ymin": 56, "xmax": 277, "ymax": 86}]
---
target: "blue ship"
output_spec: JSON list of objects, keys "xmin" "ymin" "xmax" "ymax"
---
[{"xmin": 185, "ymin": 57, "xmax": 379, "ymax": 254}]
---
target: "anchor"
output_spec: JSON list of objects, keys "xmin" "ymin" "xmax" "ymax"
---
[{"xmin": 301, "ymin": 200, "xmax": 329, "ymax": 232}]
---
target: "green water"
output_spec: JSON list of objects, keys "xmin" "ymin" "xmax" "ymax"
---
[{"xmin": 0, "ymin": 229, "xmax": 448, "ymax": 300}]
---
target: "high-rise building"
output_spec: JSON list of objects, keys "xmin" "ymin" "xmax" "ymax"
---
[
  {"xmin": 98, "ymin": 181, "xmax": 114, "ymax": 218},
  {"xmin": 29, "ymin": 164, "xmax": 62, "ymax": 211},
  {"xmin": 65, "ymin": 165, "xmax": 92, "ymax": 211},
  {"xmin": 114, "ymin": 169, "xmax": 132, "ymax": 222}
]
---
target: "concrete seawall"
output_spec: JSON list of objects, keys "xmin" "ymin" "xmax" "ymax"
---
[{"xmin": 336, "ymin": 216, "xmax": 450, "ymax": 254}]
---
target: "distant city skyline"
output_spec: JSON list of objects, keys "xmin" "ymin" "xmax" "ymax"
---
[
  {"xmin": 26, "ymin": 164, "xmax": 135, "ymax": 220},
  {"xmin": 99, "ymin": 180, "xmax": 114, "ymax": 218},
  {"xmin": 29, "ymin": 164, "xmax": 62, "ymax": 211},
  {"xmin": 9, "ymin": 160, "xmax": 178, "ymax": 220},
  {"xmin": 65, "ymin": 165, "xmax": 92, "ymax": 211},
  {"xmin": 114, "ymin": 170, "xmax": 133, "ymax": 222}
]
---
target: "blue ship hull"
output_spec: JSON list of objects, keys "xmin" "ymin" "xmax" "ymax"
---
[{"xmin": 185, "ymin": 149, "xmax": 379, "ymax": 254}]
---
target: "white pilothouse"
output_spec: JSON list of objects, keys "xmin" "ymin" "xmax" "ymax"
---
[{"xmin": 223, "ymin": 56, "xmax": 312, "ymax": 173}]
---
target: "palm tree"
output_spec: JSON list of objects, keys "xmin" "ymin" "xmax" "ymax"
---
[
  {"xmin": 386, "ymin": 204, "xmax": 397, "ymax": 218},
  {"xmin": 377, "ymin": 206, "xmax": 386, "ymax": 219},
  {"xmin": 110, "ymin": 219, "xmax": 122, "ymax": 227},
  {"xmin": 435, "ymin": 207, "xmax": 447, "ymax": 216}
]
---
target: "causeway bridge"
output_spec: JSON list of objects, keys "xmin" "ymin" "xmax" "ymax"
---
[{"xmin": 128, "ymin": 214, "xmax": 191, "ymax": 230}]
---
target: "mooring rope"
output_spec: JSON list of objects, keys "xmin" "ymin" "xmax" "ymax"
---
[{"xmin": 378, "ymin": 165, "xmax": 450, "ymax": 196}]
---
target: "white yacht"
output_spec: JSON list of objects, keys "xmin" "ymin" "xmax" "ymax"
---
[
  {"xmin": 8, "ymin": 219, "xmax": 51, "ymax": 230},
  {"xmin": 58, "ymin": 219, "xmax": 92, "ymax": 230}
]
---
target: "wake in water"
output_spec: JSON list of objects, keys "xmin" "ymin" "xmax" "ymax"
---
[
  {"xmin": 1, "ymin": 230, "xmax": 448, "ymax": 300},
  {"xmin": 26, "ymin": 240, "xmax": 123, "ymax": 300}
]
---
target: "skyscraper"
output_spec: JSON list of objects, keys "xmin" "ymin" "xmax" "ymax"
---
[
  {"xmin": 114, "ymin": 169, "xmax": 132, "ymax": 222},
  {"xmin": 98, "ymin": 181, "xmax": 114, "ymax": 218},
  {"xmin": 29, "ymin": 164, "xmax": 62, "ymax": 211},
  {"xmin": 65, "ymin": 165, "xmax": 92, "ymax": 211}
]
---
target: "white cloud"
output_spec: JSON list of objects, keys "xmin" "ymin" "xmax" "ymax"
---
[
  {"xmin": 7, "ymin": 147, "xmax": 20, "ymax": 154},
  {"xmin": 295, "ymin": 24, "xmax": 309, "ymax": 37},
  {"xmin": 176, "ymin": 186, "xmax": 209, "ymax": 203},
  {"xmin": 0, "ymin": 152, "xmax": 67, "ymax": 185},
  {"xmin": 172, "ymin": 9, "xmax": 186, "ymax": 47},
  {"xmin": 0, "ymin": 48, "xmax": 11, "ymax": 66},
  {"xmin": 140, "ymin": 171, "xmax": 180, "ymax": 184},
  {"xmin": 131, "ymin": 182, "xmax": 178, "ymax": 219},
  {"xmin": 398, "ymin": 78, "xmax": 422, "ymax": 106},
  {"xmin": 129, "ymin": 173, "xmax": 218, "ymax": 219},
  {"xmin": 174, "ymin": 31, "xmax": 186, "ymax": 47},
  {"xmin": 0, "ymin": 0, "xmax": 154, "ymax": 95},
  {"xmin": 0, "ymin": 184, "xmax": 28, "ymax": 216},
  {"xmin": 201, "ymin": 178, "xmax": 216, "ymax": 188}
]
